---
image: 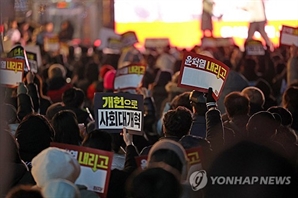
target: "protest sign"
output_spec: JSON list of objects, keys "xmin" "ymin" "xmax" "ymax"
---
[
  {"xmin": 201, "ymin": 37, "xmax": 235, "ymax": 48},
  {"xmin": 0, "ymin": 58, "xmax": 24, "ymax": 86},
  {"xmin": 201, "ymin": 37, "xmax": 217, "ymax": 48},
  {"xmin": 216, "ymin": 37, "xmax": 235, "ymax": 47},
  {"xmin": 114, "ymin": 64, "xmax": 146, "ymax": 91},
  {"xmin": 280, "ymin": 25, "xmax": 298, "ymax": 47},
  {"xmin": 98, "ymin": 27, "xmax": 121, "ymax": 50},
  {"xmin": 94, "ymin": 92, "xmax": 144, "ymax": 134},
  {"xmin": 245, "ymin": 40, "xmax": 265, "ymax": 56},
  {"xmin": 135, "ymin": 146, "xmax": 204, "ymax": 180},
  {"xmin": 103, "ymin": 37, "xmax": 123, "ymax": 54},
  {"xmin": 178, "ymin": 51, "xmax": 230, "ymax": 99},
  {"xmin": 144, "ymin": 38, "xmax": 170, "ymax": 50},
  {"xmin": 25, "ymin": 51, "xmax": 38, "ymax": 73},
  {"xmin": 24, "ymin": 45, "xmax": 42, "ymax": 67},
  {"xmin": 44, "ymin": 36, "xmax": 60, "ymax": 52},
  {"xmin": 121, "ymin": 31, "xmax": 138, "ymax": 47},
  {"xmin": 51, "ymin": 142, "xmax": 113, "ymax": 198},
  {"xmin": 7, "ymin": 45, "xmax": 30, "ymax": 71},
  {"xmin": 2, "ymin": 39, "xmax": 13, "ymax": 53}
]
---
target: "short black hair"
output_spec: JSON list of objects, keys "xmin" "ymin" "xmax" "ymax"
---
[
  {"xmin": 163, "ymin": 106, "xmax": 193, "ymax": 138},
  {"xmin": 82, "ymin": 129, "xmax": 113, "ymax": 152},
  {"xmin": 224, "ymin": 92, "xmax": 250, "ymax": 118},
  {"xmin": 127, "ymin": 167, "xmax": 181, "ymax": 198}
]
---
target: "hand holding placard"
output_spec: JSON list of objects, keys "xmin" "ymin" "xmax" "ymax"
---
[
  {"xmin": 205, "ymin": 87, "xmax": 217, "ymax": 109},
  {"xmin": 178, "ymin": 51, "xmax": 230, "ymax": 100},
  {"xmin": 123, "ymin": 127, "xmax": 133, "ymax": 146}
]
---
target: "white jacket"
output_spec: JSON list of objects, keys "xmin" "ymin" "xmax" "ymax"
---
[{"xmin": 242, "ymin": 0, "xmax": 267, "ymax": 22}]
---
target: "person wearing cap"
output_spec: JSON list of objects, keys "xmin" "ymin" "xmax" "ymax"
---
[
  {"xmin": 146, "ymin": 139, "xmax": 199, "ymax": 198},
  {"xmin": 46, "ymin": 64, "xmax": 72, "ymax": 103},
  {"xmin": 31, "ymin": 147, "xmax": 99, "ymax": 198}
]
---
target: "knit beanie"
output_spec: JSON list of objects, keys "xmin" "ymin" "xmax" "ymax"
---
[
  {"xmin": 148, "ymin": 139, "xmax": 189, "ymax": 181},
  {"xmin": 31, "ymin": 147, "xmax": 81, "ymax": 188},
  {"xmin": 103, "ymin": 69, "xmax": 116, "ymax": 91},
  {"xmin": 42, "ymin": 179, "xmax": 80, "ymax": 198},
  {"xmin": 62, "ymin": 87, "xmax": 85, "ymax": 108}
]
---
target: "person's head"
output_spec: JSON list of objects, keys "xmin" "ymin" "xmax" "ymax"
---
[
  {"xmin": 170, "ymin": 92, "xmax": 192, "ymax": 112},
  {"xmin": 45, "ymin": 22, "xmax": 54, "ymax": 32},
  {"xmin": 8, "ymin": 19, "xmax": 18, "ymax": 29},
  {"xmin": 162, "ymin": 106, "xmax": 193, "ymax": 139},
  {"xmin": 31, "ymin": 147, "xmax": 81, "ymax": 188},
  {"xmin": 82, "ymin": 129, "xmax": 113, "ymax": 152},
  {"xmin": 103, "ymin": 69, "xmax": 116, "ymax": 92},
  {"xmin": 154, "ymin": 70, "xmax": 172, "ymax": 87},
  {"xmin": 42, "ymin": 179, "xmax": 80, "ymax": 198},
  {"xmin": 255, "ymin": 78, "xmax": 273, "ymax": 98},
  {"xmin": 246, "ymin": 111, "xmax": 280, "ymax": 141},
  {"xmin": 48, "ymin": 64, "xmax": 66, "ymax": 79},
  {"xmin": 6, "ymin": 185, "xmax": 43, "ymax": 198},
  {"xmin": 1, "ymin": 103, "xmax": 17, "ymax": 124},
  {"xmin": 165, "ymin": 71, "xmax": 189, "ymax": 98},
  {"xmin": 147, "ymin": 139, "xmax": 189, "ymax": 181},
  {"xmin": 189, "ymin": 90, "xmax": 207, "ymax": 116},
  {"xmin": 126, "ymin": 167, "xmax": 181, "ymax": 198},
  {"xmin": 52, "ymin": 110, "xmax": 81, "ymax": 145},
  {"xmin": 241, "ymin": 87, "xmax": 265, "ymax": 107},
  {"xmin": 224, "ymin": 91, "xmax": 250, "ymax": 119},
  {"xmin": 15, "ymin": 114, "xmax": 54, "ymax": 162},
  {"xmin": 268, "ymin": 106, "xmax": 293, "ymax": 127},
  {"xmin": 62, "ymin": 87, "xmax": 85, "ymax": 108},
  {"xmin": 282, "ymin": 86, "xmax": 298, "ymax": 111}
]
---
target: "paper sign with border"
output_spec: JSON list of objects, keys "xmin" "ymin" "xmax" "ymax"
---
[
  {"xmin": 50, "ymin": 142, "xmax": 113, "ymax": 198},
  {"xmin": 121, "ymin": 31, "xmax": 138, "ymax": 47},
  {"xmin": 178, "ymin": 51, "xmax": 230, "ymax": 99},
  {"xmin": 24, "ymin": 45, "xmax": 42, "ymax": 67},
  {"xmin": 114, "ymin": 64, "xmax": 146, "ymax": 91},
  {"xmin": 135, "ymin": 146, "xmax": 204, "ymax": 179},
  {"xmin": 25, "ymin": 51, "xmax": 38, "ymax": 73},
  {"xmin": 0, "ymin": 58, "xmax": 24, "ymax": 86},
  {"xmin": 44, "ymin": 36, "xmax": 60, "ymax": 52},
  {"xmin": 144, "ymin": 38, "xmax": 170, "ymax": 49},
  {"xmin": 245, "ymin": 40, "xmax": 265, "ymax": 56},
  {"xmin": 94, "ymin": 92, "xmax": 144, "ymax": 134},
  {"xmin": 280, "ymin": 25, "xmax": 298, "ymax": 47},
  {"xmin": 98, "ymin": 27, "xmax": 121, "ymax": 50},
  {"xmin": 7, "ymin": 45, "xmax": 30, "ymax": 71}
]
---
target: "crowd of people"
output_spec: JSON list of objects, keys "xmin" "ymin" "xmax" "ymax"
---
[{"xmin": 1, "ymin": 18, "xmax": 298, "ymax": 198}]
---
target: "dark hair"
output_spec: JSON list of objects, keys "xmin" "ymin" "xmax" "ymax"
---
[
  {"xmin": 15, "ymin": 114, "xmax": 54, "ymax": 162},
  {"xmin": 163, "ymin": 106, "xmax": 193, "ymax": 138},
  {"xmin": 282, "ymin": 86, "xmax": 298, "ymax": 110},
  {"xmin": 205, "ymin": 141, "xmax": 297, "ymax": 198},
  {"xmin": 268, "ymin": 106, "xmax": 293, "ymax": 127},
  {"xmin": 126, "ymin": 167, "xmax": 181, "ymax": 198},
  {"xmin": 170, "ymin": 92, "xmax": 192, "ymax": 112},
  {"xmin": 62, "ymin": 87, "xmax": 85, "ymax": 108},
  {"xmin": 6, "ymin": 185, "xmax": 43, "ymax": 198},
  {"xmin": 149, "ymin": 149, "xmax": 183, "ymax": 174},
  {"xmin": 52, "ymin": 110, "xmax": 81, "ymax": 145},
  {"xmin": 81, "ymin": 129, "xmax": 112, "ymax": 151},
  {"xmin": 246, "ymin": 111, "xmax": 280, "ymax": 140},
  {"xmin": 224, "ymin": 92, "xmax": 250, "ymax": 118}
]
